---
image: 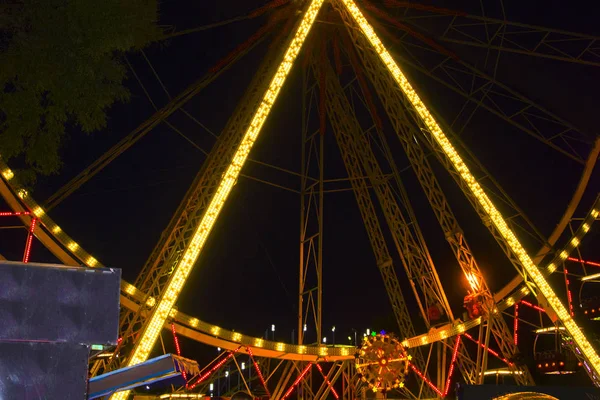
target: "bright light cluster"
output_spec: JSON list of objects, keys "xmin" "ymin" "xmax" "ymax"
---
[
  {"xmin": 339, "ymin": 0, "xmax": 600, "ymax": 376},
  {"xmin": 0, "ymin": 158, "xmax": 108, "ymax": 271},
  {"xmin": 403, "ymin": 317, "xmax": 481, "ymax": 348},
  {"xmin": 496, "ymin": 196, "xmax": 600, "ymax": 312},
  {"xmin": 111, "ymin": 2, "xmax": 325, "ymax": 398},
  {"xmin": 465, "ymin": 272, "xmax": 480, "ymax": 292},
  {"xmin": 1, "ymin": 166, "xmax": 14, "ymax": 181}
]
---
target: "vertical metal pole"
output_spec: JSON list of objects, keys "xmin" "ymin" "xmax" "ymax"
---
[
  {"xmin": 298, "ymin": 63, "xmax": 308, "ymax": 346},
  {"xmin": 436, "ymin": 342, "xmax": 442, "ymax": 390},
  {"xmin": 481, "ymin": 319, "xmax": 492, "ymax": 382},
  {"xmin": 475, "ymin": 323, "xmax": 485, "ymax": 384},
  {"xmin": 441, "ymin": 339, "xmax": 447, "ymax": 392},
  {"xmin": 317, "ymin": 131, "xmax": 324, "ymax": 346},
  {"xmin": 298, "ymin": 50, "xmax": 324, "ymax": 349}
]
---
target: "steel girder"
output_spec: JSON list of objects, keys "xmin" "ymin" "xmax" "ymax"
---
[
  {"xmin": 337, "ymin": 7, "xmax": 534, "ymax": 385},
  {"xmin": 379, "ymin": 0, "xmax": 600, "ymax": 67},
  {"xmin": 335, "ymin": 0, "xmax": 600, "ymax": 386},
  {"xmin": 312, "ymin": 51, "xmax": 442, "ymax": 398},
  {"xmin": 105, "ymin": 28, "xmax": 293, "ymax": 375},
  {"xmin": 361, "ymin": 4, "xmax": 595, "ymax": 164},
  {"xmin": 315, "ymin": 49, "xmax": 484, "ymax": 391}
]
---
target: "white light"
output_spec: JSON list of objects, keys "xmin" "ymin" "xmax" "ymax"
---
[
  {"xmin": 366, "ymin": 329, "xmax": 370, "ymax": 335},
  {"xmin": 217, "ymin": 347, "xmax": 221, "ymax": 352},
  {"xmin": 271, "ymin": 324, "xmax": 275, "ymax": 332},
  {"xmin": 241, "ymin": 362, "xmax": 246, "ymax": 370},
  {"xmin": 582, "ymin": 272, "xmax": 600, "ymax": 282},
  {"xmin": 348, "ymin": 336, "xmax": 352, "ymax": 341},
  {"xmin": 323, "ymin": 337, "xmax": 327, "ymax": 343},
  {"xmin": 225, "ymin": 371, "xmax": 229, "ymax": 378},
  {"xmin": 303, "ymin": 324, "xmax": 307, "ymax": 332},
  {"xmin": 332, "ymin": 326, "xmax": 336, "ymax": 332},
  {"xmin": 210, "ymin": 384, "xmax": 214, "ymax": 391},
  {"xmin": 146, "ymin": 386, "xmax": 150, "ymax": 390}
]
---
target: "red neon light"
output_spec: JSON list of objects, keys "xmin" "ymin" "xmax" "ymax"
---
[
  {"xmin": 22, "ymin": 218, "xmax": 37, "ymax": 263},
  {"xmin": 410, "ymin": 365, "xmax": 443, "ymax": 397},
  {"xmin": 463, "ymin": 333, "xmax": 511, "ymax": 365},
  {"xmin": 568, "ymin": 257, "xmax": 600, "ymax": 268},
  {"xmin": 316, "ymin": 363, "xmax": 340, "ymax": 399},
  {"xmin": 514, "ymin": 304, "xmax": 519, "ymax": 346},
  {"xmin": 0, "ymin": 211, "xmax": 31, "ymax": 217},
  {"xmin": 188, "ymin": 346, "xmax": 241, "ymax": 390},
  {"xmin": 520, "ymin": 300, "xmax": 545, "ymax": 313},
  {"xmin": 171, "ymin": 323, "xmax": 187, "ymax": 383},
  {"xmin": 564, "ymin": 267, "xmax": 574, "ymax": 317},
  {"xmin": 443, "ymin": 335, "xmax": 462, "ymax": 397},
  {"xmin": 282, "ymin": 363, "xmax": 312, "ymax": 400},
  {"xmin": 247, "ymin": 347, "xmax": 270, "ymax": 397}
]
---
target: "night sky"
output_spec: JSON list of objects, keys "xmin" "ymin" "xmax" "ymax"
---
[{"xmin": 2, "ymin": 0, "xmax": 600, "ymax": 382}]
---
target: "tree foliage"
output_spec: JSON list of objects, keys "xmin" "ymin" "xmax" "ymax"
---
[{"xmin": 0, "ymin": 0, "xmax": 162, "ymax": 182}]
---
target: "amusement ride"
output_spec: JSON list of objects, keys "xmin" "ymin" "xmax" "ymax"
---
[{"xmin": 1, "ymin": 0, "xmax": 600, "ymax": 398}]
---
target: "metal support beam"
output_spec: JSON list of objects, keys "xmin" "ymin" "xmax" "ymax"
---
[
  {"xmin": 339, "ymin": 8, "xmax": 534, "ymax": 384},
  {"xmin": 298, "ymin": 66, "xmax": 324, "ymax": 347},
  {"xmin": 381, "ymin": 1, "xmax": 600, "ymax": 67},
  {"xmin": 311, "ymin": 52, "xmax": 432, "ymax": 398}
]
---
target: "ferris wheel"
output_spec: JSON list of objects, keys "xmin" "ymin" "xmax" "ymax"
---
[{"xmin": 1, "ymin": 0, "xmax": 599, "ymax": 398}]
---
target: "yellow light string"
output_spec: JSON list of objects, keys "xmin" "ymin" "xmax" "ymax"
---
[
  {"xmin": 339, "ymin": 0, "xmax": 600, "ymax": 378},
  {"xmin": 110, "ymin": 1, "xmax": 325, "ymax": 398}
]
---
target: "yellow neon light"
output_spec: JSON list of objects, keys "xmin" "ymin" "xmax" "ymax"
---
[
  {"xmin": 1, "ymin": 167, "xmax": 14, "ymax": 181},
  {"xmin": 110, "ymin": 1, "xmax": 325, "ymax": 398},
  {"xmin": 582, "ymin": 272, "xmax": 600, "ymax": 282},
  {"xmin": 339, "ymin": 0, "xmax": 600, "ymax": 376},
  {"xmin": 535, "ymin": 327, "xmax": 566, "ymax": 334},
  {"xmin": 483, "ymin": 369, "xmax": 523, "ymax": 376}
]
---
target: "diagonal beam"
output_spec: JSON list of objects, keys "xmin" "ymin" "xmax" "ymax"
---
[
  {"xmin": 339, "ymin": 8, "xmax": 534, "ymax": 385},
  {"xmin": 109, "ymin": 1, "xmax": 326, "ymax": 398},
  {"xmin": 336, "ymin": 0, "xmax": 600, "ymax": 386},
  {"xmin": 312, "ymin": 52, "xmax": 433, "ymax": 397},
  {"xmin": 321, "ymin": 44, "xmax": 481, "ymax": 387}
]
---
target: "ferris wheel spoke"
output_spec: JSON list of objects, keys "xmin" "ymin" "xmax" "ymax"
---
[
  {"xmin": 358, "ymin": 2, "xmax": 594, "ymax": 163},
  {"xmin": 379, "ymin": 0, "xmax": 600, "ymax": 67}
]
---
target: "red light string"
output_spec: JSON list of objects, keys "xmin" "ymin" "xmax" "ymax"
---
[
  {"xmin": 187, "ymin": 346, "xmax": 241, "ymax": 390},
  {"xmin": 409, "ymin": 364, "xmax": 443, "ymax": 397},
  {"xmin": 315, "ymin": 363, "xmax": 340, "ymax": 399},
  {"xmin": 463, "ymin": 333, "xmax": 511, "ymax": 365},
  {"xmin": 246, "ymin": 347, "xmax": 270, "ymax": 397},
  {"xmin": 22, "ymin": 217, "xmax": 37, "ymax": 263},
  {"xmin": 513, "ymin": 304, "xmax": 519, "ymax": 345},
  {"xmin": 568, "ymin": 257, "xmax": 600, "ymax": 268},
  {"xmin": 282, "ymin": 363, "xmax": 313, "ymax": 400},
  {"xmin": 564, "ymin": 266, "xmax": 575, "ymax": 316},
  {"xmin": 442, "ymin": 335, "xmax": 462, "ymax": 397},
  {"xmin": 0, "ymin": 211, "xmax": 31, "ymax": 217},
  {"xmin": 520, "ymin": 300, "xmax": 545, "ymax": 313},
  {"xmin": 171, "ymin": 323, "xmax": 187, "ymax": 383}
]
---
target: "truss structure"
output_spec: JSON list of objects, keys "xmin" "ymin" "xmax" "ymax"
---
[{"xmin": 0, "ymin": 0, "xmax": 599, "ymax": 399}]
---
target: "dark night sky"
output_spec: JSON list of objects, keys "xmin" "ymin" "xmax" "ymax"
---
[{"xmin": 2, "ymin": 0, "xmax": 600, "ymax": 377}]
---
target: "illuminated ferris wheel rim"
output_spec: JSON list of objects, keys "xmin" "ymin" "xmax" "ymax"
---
[
  {"xmin": 0, "ymin": 0, "xmax": 599, "ymax": 364},
  {"xmin": 0, "ymin": 141, "xmax": 597, "ymax": 357}
]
